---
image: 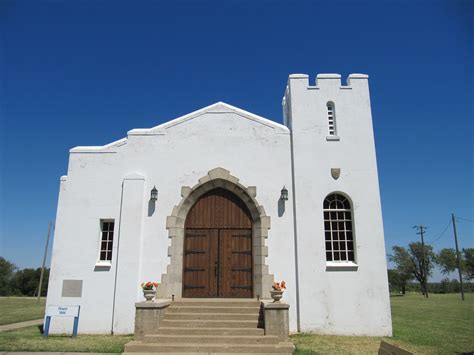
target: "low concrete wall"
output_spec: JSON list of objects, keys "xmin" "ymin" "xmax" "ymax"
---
[
  {"xmin": 134, "ymin": 299, "xmax": 171, "ymax": 340},
  {"xmin": 262, "ymin": 300, "xmax": 290, "ymax": 341}
]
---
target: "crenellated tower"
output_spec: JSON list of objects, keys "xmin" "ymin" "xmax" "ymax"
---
[{"xmin": 283, "ymin": 73, "xmax": 392, "ymax": 335}]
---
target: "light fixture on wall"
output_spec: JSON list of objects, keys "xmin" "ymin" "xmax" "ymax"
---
[
  {"xmin": 150, "ymin": 186, "xmax": 158, "ymax": 202},
  {"xmin": 280, "ymin": 186, "xmax": 288, "ymax": 201}
]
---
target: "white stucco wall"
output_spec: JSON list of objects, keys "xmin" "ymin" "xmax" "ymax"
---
[
  {"xmin": 284, "ymin": 74, "xmax": 392, "ymax": 336},
  {"xmin": 46, "ymin": 103, "xmax": 297, "ymax": 334},
  {"xmin": 47, "ymin": 73, "xmax": 392, "ymax": 336}
]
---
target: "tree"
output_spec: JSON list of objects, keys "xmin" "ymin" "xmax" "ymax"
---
[
  {"xmin": 439, "ymin": 278, "xmax": 460, "ymax": 293},
  {"xmin": 408, "ymin": 242, "xmax": 436, "ymax": 297},
  {"xmin": 389, "ymin": 246, "xmax": 414, "ymax": 295},
  {"xmin": 462, "ymin": 248, "xmax": 474, "ymax": 280},
  {"xmin": 11, "ymin": 268, "xmax": 49, "ymax": 297},
  {"xmin": 389, "ymin": 243, "xmax": 436, "ymax": 297},
  {"xmin": 437, "ymin": 247, "xmax": 474, "ymax": 281},
  {"xmin": 0, "ymin": 257, "xmax": 17, "ymax": 296},
  {"xmin": 437, "ymin": 248, "xmax": 458, "ymax": 275},
  {"xmin": 387, "ymin": 269, "xmax": 412, "ymax": 294}
]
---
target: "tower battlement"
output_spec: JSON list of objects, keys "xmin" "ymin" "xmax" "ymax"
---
[
  {"xmin": 287, "ymin": 73, "xmax": 368, "ymax": 89},
  {"xmin": 282, "ymin": 73, "xmax": 371, "ymax": 128}
]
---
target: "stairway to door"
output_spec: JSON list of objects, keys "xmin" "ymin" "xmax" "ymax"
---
[{"xmin": 123, "ymin": 299, "xmax": 295, "ymax": 354}]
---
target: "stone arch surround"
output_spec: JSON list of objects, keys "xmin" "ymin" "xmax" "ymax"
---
[{"xmin": 157, "ymin": 167, "xmax": 274, "ymax": 299}]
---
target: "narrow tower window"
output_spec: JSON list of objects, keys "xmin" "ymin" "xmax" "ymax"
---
[
  {"xmin": 99, "ymin": 220, "xmax": 115, "ymax": 262},
  {"xmin": 327, "ymin": 102, "xmax": 336, "ymax": 136},
  {"xmin": 323, "ymin": 193, "xmax": 355, "ymax": 262}
]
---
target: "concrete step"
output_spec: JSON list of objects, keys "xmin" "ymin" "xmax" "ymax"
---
[
  {"xmin": 124, "ymin": 341, "xmax": 295, "ymax": 353},
  {"xmin": 143, "ymin": 334, "xmax": 280, "ymax": 344},
  {"xmin": 122, "ymin": 351, "xmax": 286, "ymax": 355},
  {"xmin": 160, "ymin": 319, "xmax": 260, "ymax": 328},
  {"xmin": 171, "ymin": 300, "xmax": 261, "ymax": 307},
  {"xmin": 157, "ymin": 327, "xmax": 265, "ymax": 336},
  {"xmin": 168, "ymin": 306, "xmax": 260, "ymax": 314},
  {"xmin": 164, "ymin": 312, "xmax": 260, "ymax": 321}
]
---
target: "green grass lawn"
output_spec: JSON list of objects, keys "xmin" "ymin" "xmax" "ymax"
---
[
  {"xmin": 292, "ymin": 293, "xmax": 474, "ymax": 354},
  {"xmin": 0, "ymin": 297, "xmax": 46, "ymax": 325},
  {"xmin": 0, "ymin": 293, "xmax": 472, "ymax": 353},
  {"xmin": 0, "ymin": 326, "xmax": 132, "ymax": 353}
]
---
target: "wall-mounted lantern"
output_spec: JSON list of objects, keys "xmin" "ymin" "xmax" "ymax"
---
[
  {"xmin": 150, "ymin": 186, "xmax": 158, "ymax": 202},
  {"xmin": 280, "ymin": 186, "xmax": 288, "ymax": 201}
]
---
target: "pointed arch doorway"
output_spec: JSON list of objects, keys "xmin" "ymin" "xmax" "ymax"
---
[{"xmin": 183, "ymin": 188, "xmax": 253, "ymax": 298}]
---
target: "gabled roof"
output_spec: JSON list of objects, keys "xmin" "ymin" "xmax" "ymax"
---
[{"xmin": 70, "ymin": 102, "xmax": 289, "ymax": 153}]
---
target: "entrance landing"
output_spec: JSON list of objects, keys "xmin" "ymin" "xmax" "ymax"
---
[{"xmin": 124, "ymin": 298, "xmax": 294, "ymax": 354}]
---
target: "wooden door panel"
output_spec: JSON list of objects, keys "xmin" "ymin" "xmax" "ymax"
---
[
  {"xmin": 185, "ymin": 189, "xmax": 252, "ymax": 229},
  {"xmin": 219, "ymin": 229, "xmax": 252, "ymax": 298},
  {"xmin": 218, "ymin": 229, "xmax": 232, "ymax": 297},
  {"xmin": 183, "ymin": 229, "xmax": 218, "ymax": 297},
  {"xmin": 183, "ymin": 188, "xmax": 253, "ymax": 298}
]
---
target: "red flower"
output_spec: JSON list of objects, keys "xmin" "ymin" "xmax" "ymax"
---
[{"xmin": 141, "ymin": 281, "xmax": 159, "ymax": 290}]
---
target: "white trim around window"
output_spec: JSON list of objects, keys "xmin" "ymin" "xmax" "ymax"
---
[{"xmin": 96, "ymin": 219, "xmax": 115, "ymax": 266}]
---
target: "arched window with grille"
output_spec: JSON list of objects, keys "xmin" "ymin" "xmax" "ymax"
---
[
  {"xmin": 323, "ymin": 193, "xmax": 355, "ymax": 262},
  {"xmin": 327, "ymin": 102, "xmax": 336, "ymax": 136}
]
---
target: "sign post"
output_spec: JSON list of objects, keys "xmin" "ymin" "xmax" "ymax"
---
[{"xmin": 43, "ymin": 305, "xmax": 81, "ymax": 337}]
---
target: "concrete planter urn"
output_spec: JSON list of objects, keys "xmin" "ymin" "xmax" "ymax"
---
[
  {"xmin": 143, "ymin": 289, "xmax": 156, "ymax": 302},
  {"xmin": 141, "ymin": 281, "xmax": 159, "ymax": 302},
  {"xmin": 271, "ymin": 281, "xmax": 286, "ymax": 303},
  {"xmin": 270, "ymin": 290, "xmax": 284, "ymax": 303}
]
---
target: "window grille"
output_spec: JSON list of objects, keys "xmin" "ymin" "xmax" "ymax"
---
[
  {"xmin": 323, "ymin": 193, "xmax": 355, "ymax": 262},
  {"xmin": 327, "ymin": 102, "xmax": 336, "ymax": 136},
  {"xmin": 99, "ymin": 220, "xmax": 114, "ymax": 261}
]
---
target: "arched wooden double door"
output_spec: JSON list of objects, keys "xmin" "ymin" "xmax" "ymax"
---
[{"xmin": 183, "ymin": 188, "xmax": 253, "ymax": 298}]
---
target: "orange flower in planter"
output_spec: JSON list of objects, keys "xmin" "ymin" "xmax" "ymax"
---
[{"xmin": 272, "ymin": 281, "xmax": 286, "ymax": 291}]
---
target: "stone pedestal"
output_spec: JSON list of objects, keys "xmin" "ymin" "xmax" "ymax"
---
[
  {"xmin": 262, "ymin": 301, "xmax": 290, "ymax": 341},
  {"xmin": 134, "ymin": 299, "xmax": 171, "ymax": 340}
]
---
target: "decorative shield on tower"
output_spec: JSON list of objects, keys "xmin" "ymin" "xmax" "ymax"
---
[{"xmin": 331, "ymin": 168, "xmax": 341, "ymax": 180}]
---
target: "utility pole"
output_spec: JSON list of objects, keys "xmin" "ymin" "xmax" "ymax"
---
[
  {"xmin": 451, "ymin": 213, "xmax": 465, "ymax": 301},
  {"xmin": 37, "ymin": 222, "xmax": 53, "ymax": 303},
  {"xmin": 413, "ymin": 225, "xmax": 429, "ymax": 298}
]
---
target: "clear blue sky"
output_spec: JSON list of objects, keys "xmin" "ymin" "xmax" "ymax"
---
[{"xmin": 1, "ymin": 0, "xmax": 472, "ymax": 281}]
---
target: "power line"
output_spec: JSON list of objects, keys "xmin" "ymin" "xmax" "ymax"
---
[
  {"xmin": 456, "ymin": 216, "xmax": 474, "ymax": 223},
  {"xmin": 426, "ymin": 220, "xmax": 451, "ymax": 244}
]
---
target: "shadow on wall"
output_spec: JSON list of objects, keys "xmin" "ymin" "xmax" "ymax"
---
[
  {"xmin": 278, "ymin": 198, "xmax": 285, "ymax": 217},
  {"xmin": 148, "ymin": 200, "xmax": 155, "ymax": 217}
]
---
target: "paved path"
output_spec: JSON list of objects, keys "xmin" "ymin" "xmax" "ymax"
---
[
  {"xmin": 0, "ymin": 319, "xmax": 43, "ymax": 332},
  {"xmin": 0, "ymin": 353, "xmax": 116, "ymax": 355}
]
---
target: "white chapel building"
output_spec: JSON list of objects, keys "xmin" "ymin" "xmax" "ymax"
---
[{"xmin": 46, "ymin": 73, "xmax": 392, "ymax": 336}]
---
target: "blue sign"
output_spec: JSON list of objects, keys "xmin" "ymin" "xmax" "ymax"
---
[{"xmin": 43, "ymin": 305, "xmax": 81, "ymax": 337}]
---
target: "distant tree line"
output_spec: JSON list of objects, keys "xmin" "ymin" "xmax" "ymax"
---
[
  {"xmin": 0, "ymin": 257, "xmax": 49, "ymax": 296},
  {"xmin": 388, "ymin": 243, "xmax": 474, "ymax": 295},
  {"xmin": 389, "ymin": 277, "xmax": 474, "ymax": 294}
]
